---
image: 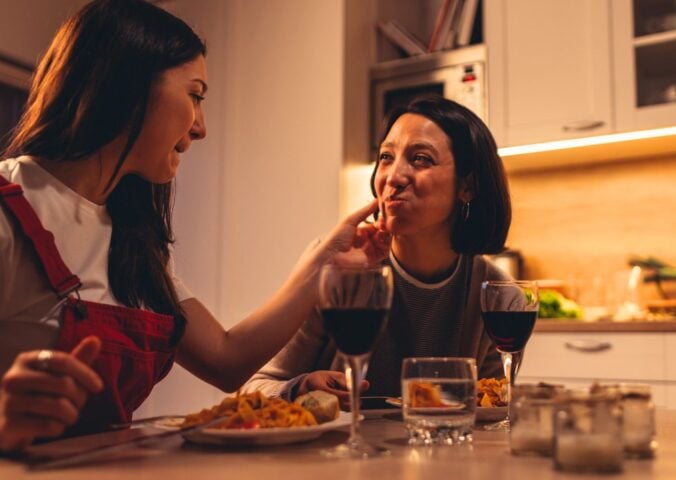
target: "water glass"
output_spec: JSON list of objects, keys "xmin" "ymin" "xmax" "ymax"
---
[
  {"xmin": 553, "ymin": 389, "xmax": 624, "ymax": 473},
  {"xmin": 509, "ymin": 383, "xmax": 564, "ymax": 456},
  {"xmin": 401, "ymin": 357, "xmax": 477, "ymax": 445}
]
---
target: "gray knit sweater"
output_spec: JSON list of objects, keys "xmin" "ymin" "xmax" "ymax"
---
[{"xmin": 243, "ymin": 254, "xmax": 507, "ymax": 398}]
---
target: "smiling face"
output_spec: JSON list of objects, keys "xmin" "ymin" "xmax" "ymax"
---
[
  {"xmin": 375, "ymin": 113, "xmax": 463, "ymax": 239},
  {"xmin": 123, "ymin": 55, "xmax": 208, "ymax": 183}
]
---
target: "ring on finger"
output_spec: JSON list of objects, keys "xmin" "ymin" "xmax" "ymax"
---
[{"xmin": 35, "ymin": 349, "xmax": 54, "ymax": 372}]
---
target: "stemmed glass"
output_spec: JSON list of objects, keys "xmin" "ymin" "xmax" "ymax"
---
[
  {"xmin": 480, "ymin": 280, "xmax": 539, "ymax": 428},
  {"xmin": 318, "ymin": 264, "xmax": 394, "ymax": 459}
]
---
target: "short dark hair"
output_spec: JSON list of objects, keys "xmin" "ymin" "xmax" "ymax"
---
[
  {"xmin": 371, "ymin": 95, "xmax": 511, "ymax": 254},
  {"xmin": 4, "ymin": 0, "xmax": 206, "ymax": 336}
]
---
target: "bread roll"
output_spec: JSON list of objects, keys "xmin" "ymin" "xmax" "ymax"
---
[{"xmin": 295, "ymin": 390, "xmax": 339, "ymax": 424}]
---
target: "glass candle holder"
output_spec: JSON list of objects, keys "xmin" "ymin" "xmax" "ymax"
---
[
  {"xmin": 591, "ymin": 383, "xmax": 657, "ymax": 458},
  {"xmin": 553, "ymin": 389, "xmax": 624, "ymax": 473},
  {"xmin": 509, "ymin": 383, "xmax": 565, "ymax": 456}
]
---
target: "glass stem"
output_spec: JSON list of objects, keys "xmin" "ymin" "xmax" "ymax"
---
[
  {"xmin": 500, "ymin": 349, "xmax": 524, "ymax": 403},
  {"xmin": 345, "ymin": 354, "xmax": 368, "ymax": 443}
]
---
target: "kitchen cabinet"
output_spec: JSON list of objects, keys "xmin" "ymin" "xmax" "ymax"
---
[
  {"xmin": 519, "ymin": 331, "xmax": 676, "ymax": 408},
  {"xmin": 612, "ymin": 0, "xmax": 676, "ymax": 132},
  {"xmin": 483, "ymin": 0, "xmax": 613, "ymax": 147}
]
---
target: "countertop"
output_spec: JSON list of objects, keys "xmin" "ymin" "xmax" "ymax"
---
[
  {"xmin": 2, "ymin": 409, "xmax": 676, "ymax": 479},
  {"xmin": 534, "ymin": 319, "xmax": 676, "ymax": 332}
]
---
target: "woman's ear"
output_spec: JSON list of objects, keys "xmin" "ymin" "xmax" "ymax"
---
[{"xmin": 458, "ymin": 174, "xmax": 476, "ymax": 203}]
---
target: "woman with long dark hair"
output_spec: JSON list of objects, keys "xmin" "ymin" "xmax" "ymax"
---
[
  {"xmin": 246, "ymin": 95, "xmax": 512, "ymax": 406},
  {"xmin": 0, "ymin": 0, "xmax": 389, "ymax": 451}
]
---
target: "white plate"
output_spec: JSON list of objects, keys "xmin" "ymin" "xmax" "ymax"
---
[
  {"xmin": 383, "ymin": 398, "xmax": 507, "ymax": 422},
  {"xmin": 475, "ymin": 406, "xmax": 508, "ymax": 422},
  {"xmin": 179, "ymin": 412, "xmax": 354, "ymax": 447}
]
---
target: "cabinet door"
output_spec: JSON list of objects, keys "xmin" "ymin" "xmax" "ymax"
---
[
  {"xmin": 484, "ymin": 0, "xmax": 613, "ymax": 147},
  {"xmin": 667, "ymin": 334, "xmax": 676, "ymax": 409},
  {"xmin": 612, "ymin": 0, "xmax": 676, "ymax": 132},
  {"xmin": 518, "ymin": 332, "xmax": 665, "ymax": 382}
]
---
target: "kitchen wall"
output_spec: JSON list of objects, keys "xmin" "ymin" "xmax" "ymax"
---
[
  {"xmin": 507, "ymin": 154, "xmax": 676, "ymax": 303},
  {"xmin": 0, "ymin": 0, "xmax": 89, "ymax": 65}
]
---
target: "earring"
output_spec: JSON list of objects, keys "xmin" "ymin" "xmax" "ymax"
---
[{"xmin": 461, "ymin": 201, "xmax": 471, "ymax": 222}]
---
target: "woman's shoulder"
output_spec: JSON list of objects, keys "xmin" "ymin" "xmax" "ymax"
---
[{"xmin": 471, "ymin": 255, "xmax": 513, "ymax": 282}]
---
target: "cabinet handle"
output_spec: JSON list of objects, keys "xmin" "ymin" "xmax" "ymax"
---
[
  {"xmin": 565, "ymin": 340, "xmax": 612, "ymax": 353},
  {"xmin": 562, "ymin": 120, "xmax": 605, "ymax": 132}
]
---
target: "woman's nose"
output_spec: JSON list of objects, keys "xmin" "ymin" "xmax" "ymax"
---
[
  {"xmin": 190, "ymin": 109, "xmax": 207, "ymax": 140},
  {"xmin": 386, "ymin": 157, "xmax": 411, "ymax": 187}
]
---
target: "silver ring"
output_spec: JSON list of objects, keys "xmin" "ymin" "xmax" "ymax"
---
[{"xmin": 35, "ymin": 349, "xmax": 54, "ymax": 371}]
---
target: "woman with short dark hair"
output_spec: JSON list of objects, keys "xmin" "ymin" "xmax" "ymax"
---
[
  {"xmin": 246, "ymin": 95, "xmax": 512, "ymax": 405},
  {"xmin": 0, "ymin": 0, "xmax": 389, "ymax": 451}
]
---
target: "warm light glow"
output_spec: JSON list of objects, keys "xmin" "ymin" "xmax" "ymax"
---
[{"xmin": 498, "ymin": 126, "xmax": 676, "ymax": 157}]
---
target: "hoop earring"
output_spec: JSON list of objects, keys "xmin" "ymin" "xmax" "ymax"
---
[{"xmin": 461, "ymin": 201, "xmax": 471, "ymax": 222}]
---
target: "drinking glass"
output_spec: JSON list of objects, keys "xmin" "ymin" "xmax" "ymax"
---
[
  {"xmin": 318, "ymin": 264, "xmax": 394, "ymax": 459},
  {"xmin": 480, "ymin": 280, "xmax": 539, "ymax": 428},
  {"xmin": 401, "ymin": 357, "xmax": 477, "ymax": 445}
]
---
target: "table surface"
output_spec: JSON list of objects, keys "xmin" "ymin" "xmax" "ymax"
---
[{"xmin": 2, "ymin": 409, "xmax": 675, "ymax": 479}]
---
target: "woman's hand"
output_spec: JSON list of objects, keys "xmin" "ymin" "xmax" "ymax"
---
[
  {"xmin": 297, "ymin": 370, "xmax": 369, "ymax": 411},
  {"xmin": 315, "ymin": 200, "xmax": 392, "ymax": 268},
  {"xmin": 0, "ymin": 336, "xmax": 103, "ymax": 452}
]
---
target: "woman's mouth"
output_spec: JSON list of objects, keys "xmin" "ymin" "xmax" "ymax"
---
[{"xmin": 384, "ymin": 196, "xmax": 408, "ymax": 210}]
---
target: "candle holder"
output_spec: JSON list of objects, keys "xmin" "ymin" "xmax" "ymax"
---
[
  {"xmin": 553, "ymin": 389, "xmax": 624, "ymax": 473},
  {"xmin": 509, "ymin": 383, "xmax": 564, "ymax": 456}
]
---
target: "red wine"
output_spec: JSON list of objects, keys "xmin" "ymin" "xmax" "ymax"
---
[
  {"xmin": 481, "ymin": 311, "xmax": 537, "ymax": 352},
  {"xmin": 321, "ymin": 308, "xmax": 388, "ymax": 355}
]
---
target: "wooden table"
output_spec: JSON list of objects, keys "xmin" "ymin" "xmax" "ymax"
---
[{"xmin": 2, "ymin": 409, "xmax": 675, "ymax": 479}]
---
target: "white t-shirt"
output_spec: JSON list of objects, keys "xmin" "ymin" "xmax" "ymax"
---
[{"xmin": 0, "ymin": 157, "xmax": 193, "ymax": 370}]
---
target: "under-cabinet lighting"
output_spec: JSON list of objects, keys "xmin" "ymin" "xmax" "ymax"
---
[{"xmin": 498, "ymin": 126, "xmax": 676, "ymax": 157}]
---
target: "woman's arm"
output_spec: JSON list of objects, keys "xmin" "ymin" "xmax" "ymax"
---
[{"xmin": 175, "ymin": 201, "xmax": 390, "ymax": 392}]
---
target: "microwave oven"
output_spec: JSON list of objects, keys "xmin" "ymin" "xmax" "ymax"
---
[{"xmin": 370, "ymin": 44, "xmax": 487, "ymax": 149}]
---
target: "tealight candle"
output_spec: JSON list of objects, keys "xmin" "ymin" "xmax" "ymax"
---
[
  {"xmin": 509, "ymin": 383, "xmax": 563, "ymax": 456},
  {"xmin": 552, "ymin": 389, "xmax": 624, "ymax": 473}
]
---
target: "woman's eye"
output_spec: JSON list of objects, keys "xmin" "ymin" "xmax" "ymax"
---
[
  {"xmin": 412, "ymin": 154, "xmax": 433, "ymax": 165},
  {"xmin": 378, "ymin": 152, "xmax": 393, "ymax": 163},
  {"xmin": 190, "ymin": 93, "xmax": 205, "ymax": 105}
]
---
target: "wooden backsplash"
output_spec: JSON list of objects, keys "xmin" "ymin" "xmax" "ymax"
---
[{"xmin": 507, "ymin": 155, "xmax": 676, "ymax": 303}]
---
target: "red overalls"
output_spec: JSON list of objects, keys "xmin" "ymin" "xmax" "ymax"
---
[{"xmin": 0, "ymin": 175, "xmax": 178, "ymax": 435}]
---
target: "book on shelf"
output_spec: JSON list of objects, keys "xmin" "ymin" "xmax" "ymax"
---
[
  {"xmin": 428, "ymin": 0, "xmax": 452, "ymax": 52},
  {"xmin": 443, "ymin": 0, "xmax": 467, "ymax": 50},
  {"xmin": 456, "ymin": 0, "xmax": 479, "ymax": 47},
  {"xmin": 377, "ymin": 20, "xmax": 427, "ymax": 57}
]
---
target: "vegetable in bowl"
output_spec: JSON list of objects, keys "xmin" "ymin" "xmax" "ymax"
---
[{"xmin": 538, "ymin": 289, "xmax": 583, "ymax": 319}]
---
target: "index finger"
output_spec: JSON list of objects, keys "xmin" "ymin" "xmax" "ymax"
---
[
  {"xmin": 34, "ymin": 351, "xmax": 103, "ymax": 394},
  {"xmin": 342, "ymin": 199, "xmax": 378, "ymax": 228}
]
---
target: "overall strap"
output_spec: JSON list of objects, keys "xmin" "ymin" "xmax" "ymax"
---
[{"xmin": 0, "ymin": 174, "xmax": 81, "ymax": 298}]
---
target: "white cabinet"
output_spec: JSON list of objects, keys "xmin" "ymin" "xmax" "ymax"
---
[
  {"xmin": 612, "ymin": 0, "xmax": 676, "ymax": 132},
  {"xmin": 519, "ymin": 332, "xmax": 676, "ymax": 408},
  {"xmin": 484, "ymin": 0, "xmax": 613, "ymax": 147}
]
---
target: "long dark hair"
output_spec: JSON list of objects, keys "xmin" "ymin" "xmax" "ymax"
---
[
  {"xmin": 3, "ymin": 0, "xmax": 206, "ymax": 335},
  {"xmin": 371, "ymin": 95, "xmax": 511, "ymax": 254}
]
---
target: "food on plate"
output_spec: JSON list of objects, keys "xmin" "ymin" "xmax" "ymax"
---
[
  {"xmin": 294, "ymin": 390, "xmax": 340, "ymax": 424},
  {"xmin": 407, "ymin": 381, "xmax": 446, "ymax": 408},
  {"xmin": 180, "ymin": 391, "xmax": 319, "ymax": 429},
  {"xmin": 539, "ymin": 289, "xmax": 583, "ymax": 319},
  {"xmin": 477, "ymin": 377, "xmax": 508, "ymax": 407}
]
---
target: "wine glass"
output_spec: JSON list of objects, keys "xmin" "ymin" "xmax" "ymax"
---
[
  {"xmin": 318, "ymin": 264, "xmax": 394, "ymax": 459},
  {"xmin": 480, "ymin": 280, "xmax": 539, "ymax": 428}
]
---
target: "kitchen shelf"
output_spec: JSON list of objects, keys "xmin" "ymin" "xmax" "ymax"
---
[
  {"xmin": 501, "ymin": 128, "xmax": 676, "ymax": 173},
  {"xmin": 535, "ymin": 320, "xmax": 676, "ymax": 333},
  {"xmin": 634, "ymin": 29, "xmax": 676, "ymax": 47}
]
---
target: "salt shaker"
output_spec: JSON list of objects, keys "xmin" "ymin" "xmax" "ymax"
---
[
  {"xmin": 553, "ymin": 389, "xmax": 624, "ymax": 473},
  {"xmin": 509, "ymin": 383, "xmax": 564, "ymax": 456}
]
